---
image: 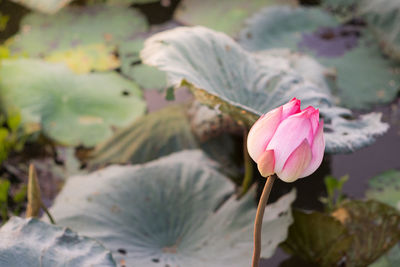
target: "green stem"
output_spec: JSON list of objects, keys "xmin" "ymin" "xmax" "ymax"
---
[
  {"xmin": 41, "ymin": 203, "xmax": 56, "ymax": 225},
  {"xmin": 240, "ymin": 129, "xmax": 253, "ymax": 197},
  {"xmin": 252, "ymin": 175, "xmax": 276, "ymax": 267}
]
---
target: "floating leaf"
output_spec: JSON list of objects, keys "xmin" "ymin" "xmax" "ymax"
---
[
  {"xmin": 89, "ymin": 104, "xmax": 241, "ymax": 178},
  {"xmin": 366, "ymin": 170, "xmax": 400, "ymax": 210},
  {"xmin": 0, "ymin": 217, "xmax": 116, "ymax": 266},
  {"xmin": 360, "ymin": 0, "xmax": 400, "ymax": 61},
  {"xmin": 49, "ymin": 151, "xmax": 296, "ymax": 267},
  {"xmin": 239, "ymin": 6, "xmax": 400, "ymax": 109},
  {"xmin": 119, "ymin": 39, "xmax": 168, "ymax": 90},
  {"xmin": 371, "ymin": 244, "xmax": 400, "ymax": 267},
  {"xmin": 45, "ymin": 44, "xmax": 120, "ymax": 74},
  {"xmin": 9, "ymin": 0, "xmax": 73, "ymax": 14},
  {"xmin": 0, "ymin": 59, "xmax": 146, "ymax": 146},
  {"xmin": 89, "ymin": 105, "xmax": 198, "ymax": 167},
  {"xmin": 105, "ymin": 0, "xmax": 160, "ymax": 5},
  {"xmin": 141, "ymin": 26, "xmax": 389, "ymax": 153},
  {"xmin": 174, "ymin": 0, "xmax": 280, "ymax": 36},
  {"xmin": 283, "ymin": 200, "xmax": 400, "ymax": 266},
  {"xmin": 8, "ymin": 5, "xmax": 147, "ymax": 72},
  {"xmin": 281, "ymin": 210, "xmax": 353, "ymax": 266},
  {"xmin": 333, "ymin": 200, "xmax": 400, "ymax": 266}
]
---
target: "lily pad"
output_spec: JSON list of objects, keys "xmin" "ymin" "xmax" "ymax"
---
[
  {"xmin": 9, "ymin": 0, "xmax": 73, "ymax": 14},
  {"xmin": 283, "ymin": 200, "xmax": 400, "ymax": 266},
  {"xmin": 371, "ymin": 244, "xmax": 400, "ymax": 267},
  {"xmin": 333, "ymin": 200, "xmax": 400, "ymax": 266},
  {"xmin": 141, "ymin": 26, "xmax": 389, "ymax": 153},
  {"xmin": 0, "ymin": 216, "xmax": 116, "ymax": 266},
  {"xmin": 89, "ymin": 105, "xmax": 198, "ymax": 167},
  {"xmin": 360, "ymin": 0, "xmax": 400, "ymax": 61},
  {"xmin": 45, "ymin": 44, "xmax": 120, "ymax": 74},
  {"xmin": 49, "ymin": 151, "xmax": 296, "ymax": 267},
  {"xmin": 366, "ymin": 170, "xmax": 400, "ymax": 211},
  {"xmin": 8, "ymin": 5, "xmax": 148, "ymax": 72},
  {"xmin": 0, "ymin": 59, "xmax": 146, "ymax": 147},
  {"xmin": 281, "ymin": 210, "xmax": 353, "ymax": 266},
  {"xmin": 119, "ymin": 40, "xmax": 167, "ymax": 91},
  {"xmin": 239, "ymin": 6, "xmax": 400, "ymax": 109},
  {"xmin": 174, "ymin": 0, "xmax": 278, "ymax": 36}
]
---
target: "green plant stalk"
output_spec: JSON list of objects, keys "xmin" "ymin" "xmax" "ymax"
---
[
  {"xmin": 252, "ymin": 175, "xmax": 276, "ymax": 267},
  {"xmin": 240, "ymin": 130, "xmax": 253, "ymax": 197},
  {"xmin": 41, "ymin": 203, "xmax": 56, "ymax": 225}
]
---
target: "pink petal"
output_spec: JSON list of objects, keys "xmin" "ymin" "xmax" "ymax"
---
[
  {"xmin": 247, "ymin": 106, "xmax": 282, "ymax": 162},
  {"xmin": 301, "ymin": 120, "xmax": 325, "ymax": 177},
  {"xmin": 276, "ymin": 139, "xmax": 312, "ymax": 183},
  {"xmin": 282, "ymin": 98, "xmax": 301, "ymax": 120},
  {"xmin": 266, "ymin": 113, "xmax": 313, "ymax": 173},
  {"xmin": 257, "ymin": 149, "xmax": 275, "ymax": 177}
]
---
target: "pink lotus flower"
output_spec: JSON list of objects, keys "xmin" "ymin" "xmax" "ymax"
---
[{"xmin": 247, "ymin": 98, "xmax": 325, "ymax": 182}]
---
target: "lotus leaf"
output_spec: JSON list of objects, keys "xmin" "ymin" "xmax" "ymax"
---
[
  {"xmin": 174, "ymin": 0, "xmax": 280, "ymax": 36},
  {"xmin": 360, "ymin": 0, "xmax": 400, "ymax": 61},
  {"xmin": 239, "ymin": 6, "xmax": 400, "ymax": 109},
  {"xmin": 8, "ymin": 5, "xmax": 147, "ymax": 72},
  {"xmin": 0, "ymin": 217, "xmax": 116, "ymax": 266},
  {"xmin": 9, "ymin": 0, "xmax": 73, "ymax": 14},
  {"xmin": 119, "ymin": 40, "xmax": 167, "ymax": 91},
  {"xmin": 141, "ymin": 26, "xmax": 389, "ymax": 153},
  {"xmin": 366, "ymin": 170, "xmax": 400, "ymax": 209},
  {"xmin": 49, "ymin": 151, "xmax": 296, "ymax": 267},
  {"xmin": 0, "ymin": 59, "xmax": 146, "ymax": 146}
]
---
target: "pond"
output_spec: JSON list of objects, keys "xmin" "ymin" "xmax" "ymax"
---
[{"xmin": 0, "ymin": 0, "xmax": 399, "ymax": 266}]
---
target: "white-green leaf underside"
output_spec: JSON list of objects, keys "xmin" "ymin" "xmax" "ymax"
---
[
  {"xmin": 0, "ymin": 217, "xmax": 116, "ymax": 267},
  {"xmin": 49, "ymin": 150, "xmax": 296, "ymax": 267},
  {"xmin": 141, "ymin": 26, "xmax": 389, "ymax": 153}
]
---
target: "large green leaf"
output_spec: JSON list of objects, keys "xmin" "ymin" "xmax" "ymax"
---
[
  {"xmin": 9, "ymin": 5, "xmax": 147, "ymax": 56},
  {"xmin": 366, "ymin": 170, "xmax": 400, "ymax": 267},
  {"xmin": 360, "ymin": 0, "xmax": 400, "ymax": 61},
  {"xmin": 141, "ymin": 26, "xmax": 389, "ymax": 153},
  {"xmin": 8, "ymin": 5, "xmax": 147, "ymax": 72},
  {"xmin": 88, "ymin": 103, "xmax": 242, "ymax": 178},
  {"xmin": 334, "ymin": 200, "xmax": 400, "ymax": 266},
  {"xmin": 371, "ymin": 245, "xmax": 400, "ymax": 267},
  {"xmin": 281, "ymin": 210, "xmax": 353, "ymax": 266},
  {"xmin": 283, "ymin": 200, "xmax": 400, "ymax": 266},
  {"xmin": 174, "ymin": 0, "xmax": 278, "ymax": 36},
  {"xmin": 366, "ymin": 170, "xmax": 400, "ymax": 209},
  {"xmin": 239, "ymin": 6, "xmax": 400, "ymax": 109},
  {"xmin": 0, "ymin": 59, "xmax": 146, "ymax": 147},
  {"xmin": 89, "ymin": 105, "xmax": 199, "ymax": 167},
  {"xmin": 9, "ymin": 0, "xmax": 72, "ymax": 14},
  {"xmin": 49, "ymin": 151, "xmax": 296, "ymax": 267},
  {"xmin": 119, "ymin": 40, "xmax": 167, "ymax": 91},
  {"xmin": 0, "ymin": 217, "xmax": 116, "ymax": 266}
]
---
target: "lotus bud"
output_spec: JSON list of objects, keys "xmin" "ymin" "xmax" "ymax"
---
[{"xmin": 247, "ymin": 98, "xmax": 325, "ymax": 182}]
